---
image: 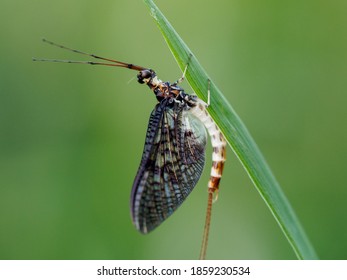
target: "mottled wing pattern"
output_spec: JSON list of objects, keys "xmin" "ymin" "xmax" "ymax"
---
[{"xmin": 131, "ymin": 99, "xmax": 207, "ymax": 233}]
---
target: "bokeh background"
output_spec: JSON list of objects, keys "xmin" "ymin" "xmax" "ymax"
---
[{"xmin": 1, "ymin": 0, "xmax": 346, "ymax": 260}]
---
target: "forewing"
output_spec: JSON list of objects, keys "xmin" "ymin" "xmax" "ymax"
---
[{"xmin": 131, "ymin": 101, "xmax": 207, "ymax": 233}]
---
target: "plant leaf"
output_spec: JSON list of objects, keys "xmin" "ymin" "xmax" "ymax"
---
[{"xmin": 143, "ymin": 0, "xmax": 317, "ymax": 259}]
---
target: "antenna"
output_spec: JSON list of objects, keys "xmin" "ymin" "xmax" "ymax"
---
[{"xmin": 33, "ymin": 38, "xmax": 147, "ymax": 71}]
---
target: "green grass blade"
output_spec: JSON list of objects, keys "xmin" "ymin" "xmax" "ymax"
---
[{"xmin": 144, "ymin": 0, "xmax": 318, "ymax": 259}]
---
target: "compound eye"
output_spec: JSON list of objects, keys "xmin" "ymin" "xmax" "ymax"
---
[
  {"xmin": 137, "ymin": 69, "xmax": 153, "ymax": 84},
  {"xmin": 141, "ymin": 69, "xmax": 152, "ymax": 79}
]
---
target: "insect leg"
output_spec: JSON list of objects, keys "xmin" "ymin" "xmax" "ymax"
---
[
  {"xmin": 207, "ymin": 79, "xmax": 211, "ymax": 107},
  {"xmin": 174, "ymin": 54, "xmax": 193, "ymax": 85}
]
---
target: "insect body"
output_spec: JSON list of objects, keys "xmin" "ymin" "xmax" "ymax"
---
[
  {"xmin": 33, "ymin": 39, "xmax": 227, "ymax": 259},
  {"xmin": 133, "ymin": 69, "xmax": 226, "ymax": 237}
]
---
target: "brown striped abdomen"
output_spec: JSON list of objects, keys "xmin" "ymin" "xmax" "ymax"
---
[{"xmin": 190, "ymin": 101, "xmax": 226, "ymax": 194}]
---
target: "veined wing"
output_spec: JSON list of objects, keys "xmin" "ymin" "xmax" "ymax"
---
[{"xmin": 131, "ymin": 99, "xmax": 207, "ymax": 233}]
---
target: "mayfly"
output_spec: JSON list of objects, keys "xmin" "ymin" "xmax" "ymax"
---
[{"xmin": 33, "ymin": 39, "xmax": 227, "ymax": 259}]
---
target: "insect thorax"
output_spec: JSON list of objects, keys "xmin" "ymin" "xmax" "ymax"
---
[{"xmin": 137, "ymin": 68, "xmax": 198, "ymax": 108}]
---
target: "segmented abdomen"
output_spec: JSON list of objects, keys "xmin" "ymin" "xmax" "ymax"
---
[{"xmin": 190, "ymin": 101, "xmax": 226, "ymax": 193}]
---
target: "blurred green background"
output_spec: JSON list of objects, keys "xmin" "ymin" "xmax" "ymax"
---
[{"xmin": 1, "ymin": 0, "xmax": 346, "ymax": 259}]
